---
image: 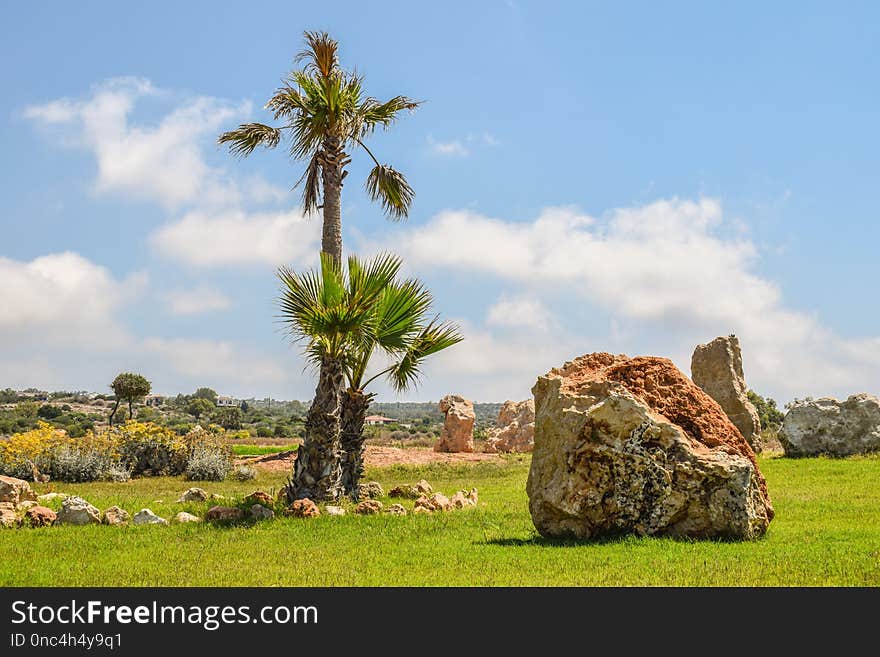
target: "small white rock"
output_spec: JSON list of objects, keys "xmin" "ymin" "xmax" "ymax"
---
[{"xmin": 133, "ymin": 508, "xmax": 169, "ymax": 526}]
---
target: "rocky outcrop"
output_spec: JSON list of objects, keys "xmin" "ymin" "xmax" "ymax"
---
[
  {"xmin": 102, "ymin": 506, "xmax": 130, "ymax": 525},
  {"xmin": 485, "ymin": 400, "xmax": 535, "ymax": 453},
  {"xmin": 205, "ymin": 506, "xmax": 244, "ymax": 521},
  {"xmin": 56, "ymin": 496, "xmax": 101, "ymax": 526},
  {"xmin": 177, "ymin": 487, "xmax": 208, "ymax": 503},
  {"xmin": 434, "ymin": 395, "xmax": 475, "ymax": 453},
  {"xmin": 133, "ymin": 509, "xmax": 169, "ymax": 525},
  {"xmin": 527, "ymin": 353, "xmax": 773, "ymax": 541},
  {"xmin": 358, "ymin": 481, "xmax": 384, "ymax": 500},
  {"xmin": 174, "ymin": 511, "xmax": 202, "ymax": 523},
  {"xmin": 24, "ymin": 505, "xmax": 56, "ymax": 527},
  {"xmin": 250, "ymin": 504, "xmax": 275, "ymax": 520},
  {"xmin": 286, "ymin": 499, "xmax": 320, "ymax": 518},
  {"xmin": 691, "ymin": 335, "xmax": 762, "ymax": 450},
  {"xmin": 779, "ymin": 394, "xmax": 880, "ymax": 456},
  {"xmin": 354, "ymin": 500, "xmax": 383, "ymax": 515},
  {"xmin": 0, "ymin": 476, "xmax": 37, "ymax": 506}
]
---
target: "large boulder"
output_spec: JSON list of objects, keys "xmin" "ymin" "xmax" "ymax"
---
[
  {"xmin": 527, "ymin": 353, "xmax": 773, "ymax": 541},
  {"xmin": 485, "ymin": 399, "xmax": 535, "ymax": 453},
  {"xmin": 434, "ymin": 394, "xmax": 475, "ymax": 453},
  {"xmin": 691, "ymin": 335, "xmax": 762, "ymax": 450},
  {"xmin": 56, "ymin": 496, "xmax": 101, "ymax": 526},
  {"xmin": 0, "ymin": 475, "xmax": 38, "ymax": 506},
  {"xmin": 779, "ymin": 394, "xmax": 880, "ymax": 456}
]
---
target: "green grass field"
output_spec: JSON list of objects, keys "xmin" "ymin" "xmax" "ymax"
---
[
  {"xmin": 230, "ymin": 444, "xmax": 293, "ymax": 456},
  {"xmin": 2, "ymin": 454, "xmax": 879, "ymax": 586}
]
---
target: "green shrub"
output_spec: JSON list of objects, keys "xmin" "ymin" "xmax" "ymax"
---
[
  {"xmin": 230, "ymin": 464, "xmax": 257, "ymax": 481},
  {"xmin": 185, "ymin": 446, "xmax": 232, "ymax": 481}
]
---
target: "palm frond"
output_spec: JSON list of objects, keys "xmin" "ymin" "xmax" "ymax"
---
[
  {"xmin": 365, "ymin": 164, "xmax": 415, "ymax": 220},
  {"xmin": 217, "ymin": 123, "xmax": 282, "ymax": 157},
  {"xmin": 294, "ymin": 152, "xmax": 322, "ymax": 214},
  {"xmin": 295, "ymin": 31, "xmax": 339, "ymax": 78},
  {"xmin": 356, "ymin": 95, "xmax": 422, "ymax": 137},
  {"xmin": 388, "ymin": 318, "xmax": 463, "ymax": 393}
]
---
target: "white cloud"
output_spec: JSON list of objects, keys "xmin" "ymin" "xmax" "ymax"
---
[
  {"xmin": 426, "ymin": 133, "xmax": 498, "ymax": 157},
  {"xmin": 164, "ymin": 286, "xmax": 232, "ymax": 315},
  {"xmin": 150, "ymin": 208, "xmax": 320, "ymax": 268},
  {"xmin": 0, "ymin": 252, "xmax": 143, "ymax": 349},
  {"xmin": 486, "ymin": 295, "xmax": 554, "ymax": 332},
  {"xmin": 142, "ymin": 337, "xmax": 286, "ymax": 386},
  {"xmin": 382, "ymin": 198, "xmax": 880, "ymax": 402},
  {"xmin": 23, "ymin": 77, "xmax": 280, "ymax": 209},
  {"xmin": 427, "ymin": 136, "xmax": 469, "ymax": 156}
]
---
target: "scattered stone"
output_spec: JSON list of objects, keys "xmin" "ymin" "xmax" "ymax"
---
[
  {"xmin": 244, "ymin": 491, "xmax": 274, "ymax": 507},
  {"xmin": 485, "ymin": 400, "xmax": 535, "ymax": 453},
  {"xmin": 174, "ymin": 512, "xmax": 202, "ymax": 524},
  {"xmin": 429, "ymin": 493, "xmax": 451, "ymax": 511},
  {"xmin": 56, "ymin": 496, "xmax": 101, "ymax": 526},
  {"xmin": 324, "ymin": 505, "xmax": 346, "ymax": 517},
  {"xmin": 176, "ymin": 487, "xmax": 208, "ymax": 503},
  {"xmin": 450, "ymin": 489, "xmax": 478, "ymax": 509},
  {"xmin": 528, "ymin": 352, "xmax": 773, "ymax": 541},
  {"xmin": 354, "ymin": 500, "xmax": 383, "ymax": 515},
  {"xmin": 209, "ymin": 493, "xmax": 225, "ymax": 501},
  {"xmin": 250, "ymin": 504, "xmax": 275, "ymax": 520},
  {"xmin": 24, "ymin": 505, "xmax": 56, "ymax": 527},
  {"xmin": 389, "ymin": 485, "xmax": 420, "ymax": 499},
  {"xmin": 205, "ymin": 506, "xmax": 244, "ymax": 521},
  {"xmin": 415, "ymin": 479, "xmax": 433, "ymax": 495},
  {"xmin": 37, "ymin": 492, "xmax": 67, "ymax": 503},
  {"xmin": 102, "ymin": 506, "xmax": 130, "ymax": 526},
  {"xmin": 286, "ymin": 499, "xmax": 320, "ymax": 519},
  {"xmin": 0, "ymin": 475, "xmax": 37, "ymax": 506},
  {"xmin": 18, "ymin": 500, "xmax": 38, "ymax": 510},
  {"xmin": 691, "ymin": 335, "xmax": 762, "ymax": 450},
  {"xmin": 434, "ymin": 394, "xmax": 475, "ymax": 453},
  {"xmin": 779, "ymin": 394, "xmax": 880, "ymax": 456},
  {"xmin": 384, "ymin": 503, "xmax": 407, "ymax": 516},
  {"xmin": 133, "ymin": 509, "xmax": 169, "ymax": 526},
  {"xmin": 0, "ymin": 502, "xmax": 18, "ymax": 528},
  {"xmin": 412, "ymin": 505, "xmax": 432, "ymax": 515},
  {"xmin": 413, "ymin": 495, "xmax": 435, "ymax": 513},
  {"xmin": 358, "ymin": 481, "xmax": 384, "ymax": 500}
]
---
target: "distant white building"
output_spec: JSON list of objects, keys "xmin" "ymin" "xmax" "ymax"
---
[
  {"xmin": 365, "ymin": 415, "xmax": 397, "ymax": 426},
  {"xmin": 216, "ymin": 395, "xmax": 239, "ymax": 407},
  {"xmin": 144, "ymin": 394, "xmax": 165, "ymax": 407}
]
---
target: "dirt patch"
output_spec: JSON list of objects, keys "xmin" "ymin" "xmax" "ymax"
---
[{"xmin": 239, "ymin": 444, "xmax": 502, "ymax": 472}]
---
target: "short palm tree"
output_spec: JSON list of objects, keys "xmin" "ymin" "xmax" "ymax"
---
[
  {"xmin": 219, "ymin": 31, "xmax": 420, "ymax": 265},
  {"xmin": 277, "ymin": 252, "xmax": 401, "ymax": 501},
  {"xmin": 340, "ymin": 283, "xmax": 462, "ymax": 498}
]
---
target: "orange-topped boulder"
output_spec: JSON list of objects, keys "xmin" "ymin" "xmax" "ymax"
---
[{"xmin": 527, "ymin": 353, "xmax": 773, "ymax": 540}]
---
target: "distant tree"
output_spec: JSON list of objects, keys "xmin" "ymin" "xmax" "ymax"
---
[
  {"xmin": 747, "ymin": 390, "xmax": 785, "ymax": 431},
  {"xmin": 109, "ymin": 372, "xmax": 152, "ymax": 425},
  {"xmin": 0, "ymin": 388, "xmax": 19, "ymax": 403},
  {"xmin": 15, "ymin": 401, "xmax": 39, "ymax": 418},
  {"xmin": 187, "ymin": 398, "xmax": 215, "ymax": 420},
  {"xmin": 37, "ymin": 404, "xmax": 63, "ymax": 419},
  {"xmin": 212, "ymin": 406, "xmax": 243, "ymax": 430},
  {"xmin": 239, "ymin": 400, "xmax": 249, "ymax": 413},
  {"xmin": 193, "ymin": 388, "xmax": 218, "ymax": 404}
]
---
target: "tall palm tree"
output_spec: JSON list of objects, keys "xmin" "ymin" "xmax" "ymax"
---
[
  {"xmin": 340, "ymin": 282, "xmax": 462, "ymax": 498},
  {"xmin": 218, "ymin": 31, "xmax": 420, "ymax": 265},
  {"xmin": 277, "ymin": 252, "xmax": 401, "ymax": 501}
]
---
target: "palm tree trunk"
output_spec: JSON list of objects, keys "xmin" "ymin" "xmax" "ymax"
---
[
  {"xmin": 319, "ymin": 137, "xmax": 346, "ymax": 265},
  {"xmin": 286, "ymin": 356, "xmax": 344, "ymax": 502},
  {"xmin": 340, "ymin": 388, "xmax": 374, "ymax": 499}
]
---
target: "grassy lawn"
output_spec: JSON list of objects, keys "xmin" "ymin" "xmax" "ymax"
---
[
  {"xmin": 2, "ymin": 454, "xmax": 879, "ymax": 586},
  {"xmin": 229, "ymin": 444, "xmax": 293, "ymax": 456}
]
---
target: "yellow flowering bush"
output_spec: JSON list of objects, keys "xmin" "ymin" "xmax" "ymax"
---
[{"xmin": 0, "ymin": 421, "xmax": 233, "ymax": 482}]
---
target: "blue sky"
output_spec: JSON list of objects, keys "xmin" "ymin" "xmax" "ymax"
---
[{"xmin": 1, "ymin": 1, "xmax": 878, "ymax": 404}]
